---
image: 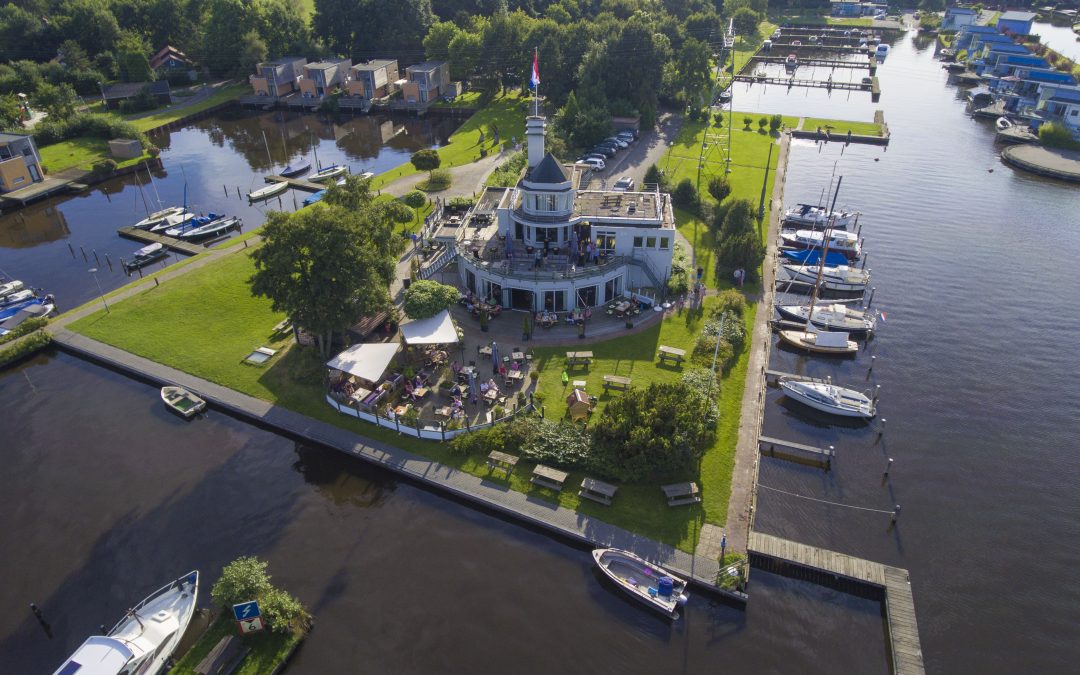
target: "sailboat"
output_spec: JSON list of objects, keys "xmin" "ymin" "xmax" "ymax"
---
[
  {"xmin": 779, "ymin": 229, "xmax": 861, "ymax": 259},
  {"xmin": 280, "ymin": 129, "xmax": 310, "ymax": 177},
  {"xmin": 780, "ymin": 263, "xmax": 870, "ymax": 293},
  {"xmin": 307, "ymin": 132, "xmax": 348, "ymax": 182},
  {"xmin": 250, "ymin": 130, "xmax": 294, "ymax": 201},
  {"xmin": 775, "ymin": 302, "xmax": 876, "ymax": 335}
]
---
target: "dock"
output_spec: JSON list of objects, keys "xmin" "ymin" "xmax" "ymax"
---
[
  {"xmin": 116, "ymin": 226, "xmax": 206, "ymax": 256},
  {"xmin": 750, "ymin": 55, "xmax": 874, "ymax": 70},
  {"xmin": 748, "ymin": 531, "xmax": 924, "ymax": 675},
  {"xmin": 758, "ymin": 435, "xmax": 834, "ymax": 468},
  {"xmin": 734, "ymin": 74, "xmax": 872, "ymax": 93},
  {"xmin": 264, "ymin": 174, "xmax": 325, "ymax": 193}
]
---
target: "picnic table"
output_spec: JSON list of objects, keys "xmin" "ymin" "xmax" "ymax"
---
[
  {"xmin": 662, "ymin": 482, "xmax": 701, "ymax": 507},
  {"xmin": 434, "ymin": 406, "xmax": 453, "ymax": 420},
  {"xmin": 506, "ymin": 370, "xmax": 525, "ymax": 382},
  {"xmin": 572, "ymin": 380, "xmax": 588, "ymax": 389},
  {"xmin": 412, "ymin": 387, "xmax": 429, "ymax": 399},
  {"xmin": 530, "ymin": 464, "xmax": 569, "ymax": 492},
  {"xmin": 487, "ymin": 450, "xmax": 519, "ymax": 477},
  {"xmin": 612, "ymin": 300, "xmax": 632, "ymax": 316},
  {"xmin": 478, "ymin": 345, "xmax": 493, "ymax": 357},
  {"xmin": 602, "ymin": 374, "xmax": 632, "ymax": 391},
  {"xmin": 658, "ymin": 345, "xmax": 687, "ymax": 366},
  {"xmin": 348, "ymin": 386, "xmax": 373, "ymax": 406},
  {"xmin": 511, "ymin": 351, "xmax": 525, "ymax": 361},
  {"xmin": 578, "ymin": 477, "xmax": 618, "ymax": 505},
  {"xmin": 567, "ymin": 351, "xmax": 593, "ymax": 368}
]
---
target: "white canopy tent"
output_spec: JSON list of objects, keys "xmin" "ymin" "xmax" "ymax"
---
[
  {"xmin": 326, "ymin": 342, "xmax": 400, "ymax": 383},
  {"xmin": 399, "ymin": 309, "xmax": 458, "ymax": 345}
]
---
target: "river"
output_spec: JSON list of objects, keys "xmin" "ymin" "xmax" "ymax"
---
[
  {"xmin": 0, "ymin": 110, "xmax": 458, "ymax": 309},
  {"xmin": 1033, "ymin": 20, "xmax": 1080, "ymax": 62},
  {"xmin": 2, "ymin": 29, "xmax": 1079, "ymax": 674}
]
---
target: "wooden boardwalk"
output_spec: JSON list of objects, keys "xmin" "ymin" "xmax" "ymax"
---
[
  {"xmin": 748, "ymin": 531, "xmax": 925, "ymax": 675},
  {"xmin": 751, "ymin": 55, "xmax": 873, "ymax": 70},
  {"xmin": 758, "ymin": 435, "xmax": 834, "ymax": 468},
  {"xmin": 264, "ymin": 174, "xmax": 326, "ymax": 193},
  {"xmin": 734, "ymin": 74, "xmax": 872, "ymax": 92},
  {"xmin": 116, "ymin": 226, "xmax": 205, "ymax": 256}
]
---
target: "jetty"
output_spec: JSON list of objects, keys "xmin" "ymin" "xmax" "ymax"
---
[
  {"xmin": 758, "ymin": 435, "xmax": 834, "ymax": 468},
  {"xmin": 734, "ymin": 74, "xmax": 872, "ymax": 92},
  {"xmin": 749, "ymin": 531, "xmax": 924, "ymax": 675},
  {"xmin": 116, "ymin": 226, "xmax": 206, "ymax": 256},
  {"xmin": 264, "ymin": 174, "xmax": 325, "ymax": 193},
  {"xmin": 750, "ymin": 55, "xmax": 875, "ymax": 70}
]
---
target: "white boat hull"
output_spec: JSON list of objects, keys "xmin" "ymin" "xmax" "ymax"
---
[
  {"xmin": 249, "ymin": 180, "xmax": 289, "ymax": 201},
  {"xmin": 779, "ymin": 378, "xmax": 875, "ymax": 418},
  {"xmin": 778, "ymin": 330, "xmax": 859, "ymax": 354},
  {"xmin": 592, "ymin": 548, "xmax": 689, "ymax": 619},
  {"xmin": 310, "ymin": 165, "xmax": 348, "ymax": 182},
  {"xmin": 782, "ymin": 265, "xmax": 870, "ymax": 293}
]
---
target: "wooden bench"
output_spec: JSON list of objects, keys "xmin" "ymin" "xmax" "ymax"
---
[
  {"xmin": 662, "ymin": 481, "xmax": 701, "ymax": 507},
  {"xmin": 602, "ymin": 374, "xmax": 632, "ymax": 392},
  {"xmin": 578, "ymin": 477, "xmax": 618, "ymax": 505},
  {"xmin": 530, "ymin": 464, "xmax": 569, "ymax": 492},
  {"xmin": 194, "ymin": 635, "xmax": 250, "ymax": 675},
  {"xmin": 486, "ymin": 450, "xmax": 519, "ymax": 477},
  {"xmin": 657, "ymin": 345, "xmax": 686, "ymax": 366},
  {"xmin": 566, "ymin": 351, "xmax": 593, "ymax": 368}
]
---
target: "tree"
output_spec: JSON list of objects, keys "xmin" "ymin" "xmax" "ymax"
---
[
  {"xmin": 716, "ymin": 230, "xmax": 763, "ymax": 281},
  {"xmin": 402, "ymin": 279, "xmax": 460, "ymax": 319},
  {"xmin": 644, "ymin": 163, "xmax": 668, "ymax": 191},
  {"xmin": 715, "ymin": 197, "xmax": 756, "ymax": 237},
  {"xmin": 769, "ymin": 113, "xmax": 782, "ymax": 133},
  {"xmin": 249, "ymin": 182, "xmax": 404, "ymax": 356},
  {"xmin": 238, "ymin": 30, "xmax": 269, "ymax": 81},
  {"xmin": 919, "ymin": 0, "xmax": 945, "ymax": 12},
  {"xmin": 58, "ymin": 40, "xmax": 91, "ymax": 71},
  {"xmin": 0, "ymin": 94, "xmax": 23, "ymax": 128},
  {"xmin": 410, "ymin": 148, "xmax": 442, "ymax": 176},
  {"xmin": 32, "ymin": 83, "xmax": 79, "ymax": 119},
  {"xmin": 731, "ymin": 7, "xmax": 760, "ymax": 41},
  {"xmin": 261, "ymin": 587, "xmax": 312, "ymax": 635},
  {"xmin": 672, "ymin": 178, "xmax": 700, "ymax": 211},
  {"xmin": 424, "ymin": 20, "xmax": 460, "ymax": 60},
  {"xmin": 211, "ymin": 557, "xmax": 272, "ymax": 609}
]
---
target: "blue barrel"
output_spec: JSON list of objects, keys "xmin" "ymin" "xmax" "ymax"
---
[{"xmin": 658, "ymin": 577, "xmax": 674, "ymax": 598}]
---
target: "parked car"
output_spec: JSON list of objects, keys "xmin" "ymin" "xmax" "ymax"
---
[
  {"xmin": 605, "ymin": 137, "xmax": 629, "ymax": 148},
  {"xmin": 618, "ymin": 127, "xmax": 640, "ymax": 139},
  {"xmin": 590, "ymin": 145, "xmax": 616, "ymax": 158},
  {"xmin": 579, "ymin": 157, "xmax": 605, "ymax": 171},
  {"xmin": 612, "ymin": 176, "xmax": 634, "ymax": 191},
  {"xmin": 578, "ymin": 152, "xmax": 607, "ymax": 163},
  {"xmin": 595, "ymin": 141, "xmax": 620, "ymax": 152},
  {"xmin": 616, "ymin": 132, "xmax": 635, "ymax": 143}
]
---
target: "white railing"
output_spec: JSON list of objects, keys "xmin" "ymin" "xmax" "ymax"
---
[{"xmin": 326, "ymin": 394, "xmax": 533, "ymax": 441}]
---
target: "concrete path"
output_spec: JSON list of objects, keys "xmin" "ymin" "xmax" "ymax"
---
[{"xmin": 380, "ymin": 151, "xmax": 505, "ymax": 199}]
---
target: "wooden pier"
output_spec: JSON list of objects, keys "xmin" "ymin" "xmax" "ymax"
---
[
  {"xmin": 758, "ymin": 435, "xmax": 834, "ymax": 468},
  {"xmin": 748, "ymin": 531, "xmax": 924, "ymax": 675},
  {"xmin": 264, "ymin": 174, "xmax": 325, "ymax": 193},
  {"xmin": 752, "ymin": 55, "xmax": 873, "ymax": 70},
  {"xmin": 734, "ymin": 74, "xmax": 873, "ymax": 93},
  {"xmin": 116, "ymin": 226, "xmax": 206, "ymax": 256}
]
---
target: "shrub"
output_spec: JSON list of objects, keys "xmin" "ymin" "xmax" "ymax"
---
[
  {"xmin": 672, "ymin": 178, "xmax": 700, "ymax": 211},
  {"xmin": 410, "ymin": 148, "xmax": 441, "ymax": 172},
  {"xmin": 769, "ymin": 114, "xmax": 783, "ymax": 133},
  {"xmin": 421, "ymin": 168, "xmax": 451, "ymax": 191},
  {"xmin": 716, "ymin": 230, "xmax": 764, "ymax": 283},
  {"xmin": 486, "ymin": 150, "xmax": 527, "ymax": 187},
  {"xmin": 644, "ymin": 163, "xmax": 668, "ymax": 191},
  {"xmin": 403, "ymin": 280, "xmax": 461, "ymax": 319},
  {"xmin": 91, "ymin": 158, "xmax": 117, "ymax": 175},
  {"xmin": 402, "ymin": 190, "xmax": 427, "ymax": 208},
  {"xmin": 691, "ymin": 333, "xmax": 734, "ymax": 371},
  {"xmin": 447, "ymin": 196, "xmax": 475, "ymax": 209},
  {"xmin": 0, "ymin": 317, "xmax": 48, "ymax": 346},
  {"xmin": 33, "ymin": 113, "xmax": 148, "ymax": 147},
  {"xmin": 707, "ymin": 175, "xmax": 731, "ymax": 203},
  {"xmin": 118, "ymin": 86, "xmax": 159, "ymax": 114},
  {"xmin": 210, "ymin": 557, "xmax": 272, "ymax": 609},
  {"xmin": 703, "ymin": 310, "xmax": 746, "ymax": 353},
  {"xmin": 714, "ymin": 111, "xmax": 723, "ymax": 127},
  {"xmin": 682, "ymin": 366, "xmax": 721, "ymax": 396},
  {"xmin": 261, "ymin": 587, "xmax": 312, "ymax": 635},
  {"xmin": 1038, "ymin": 122, "xmax": 1080, "ymax": 150},
  {"xmin": 0, "ymin": 330, "xmax": 50, "ymax": 367},
  {"xmin": 521, "ymin": 419, "xmax": 595, "ymax": 470},
  {"xmin": 743, "ymin": 116, "xmax": 753, "ymax": 129},
  {"xmin": 711, "ymin": 289, "xmax": 746, "ymax": 317},
  {"xmin": 716, "ymin": 198, "xmax": 757, "ymax": 238}
]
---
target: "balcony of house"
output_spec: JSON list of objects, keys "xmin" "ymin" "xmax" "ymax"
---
[{"xmin": 456, "ymin": 232, "xmax": 631, "ymax": 283}]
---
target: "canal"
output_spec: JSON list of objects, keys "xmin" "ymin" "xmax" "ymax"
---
[{"xmin": 0, "ymin": 109, "xmax": 458, "ymax": 309}]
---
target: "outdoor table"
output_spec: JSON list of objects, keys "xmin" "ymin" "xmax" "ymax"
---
[
  {"xmin": 349, "ymin": 386, "xmax": 372, "ymax": 406},
  {"xmin": 662, "ymin": 481, "xmax": 702, "ymax": 507},
  {"xmin": 658, "ymin": 345, "xmax": 687, "ymax": 366},
  {"xmin": 602, "ymin": 374, "xmax": 632, "ymax": 391},
  {"xmin": 572, "ymin": 380, "xmax": 587, "ymax": 389},
  {"xmin": 566, "ymin": 351, "xmax": 594, "ymax": 368},
  {"xmin": 435, "ymin": 406, "xmax": 453, "ymax": 420},
  {"xmin": 578, "ymin": 477, "xmax": 618, "ymax": 505},
  {"xmin": 507, "ymin": 370, "xmax": 525, "ymax": 382},
  {"xmin": 483, "ymin": 388, "xmax": 499, "ymax": 402},
  {"xmin": 413, "ymin": 387, "xmax": 429, "ymax": 398},
  {"xmin": 613, "ymin": 300, "xmax": 632, "ymax": 316},
  {"xmin": 530, "ymin": 464, "xmax": 570, "ymax": 492},
  {"xmin": 478, "ymin": 346, "xmax": 493, "ymax": 357},
  {"xmin": 393, "ymin": 403, "xmax": 412, "ymax": 417},
  {"xmin": 512, "ymin": 351, "xmax": 525, "ymax": 361},
  {"xmin": 487, "ymin": 450, "xmax": 519, "ymax": 477}
]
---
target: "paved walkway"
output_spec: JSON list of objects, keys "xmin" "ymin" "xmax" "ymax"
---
[
  {"xmin": 380, "ymin": 151, "xmax": 506, "ymax": 199},
  {"xmin": 1001, "ymin": 145, "xmax": 1080, "ymax": 183}
]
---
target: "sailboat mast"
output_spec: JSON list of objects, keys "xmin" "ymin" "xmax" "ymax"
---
[
  {"xmin": 805, "ymin": 176, "xmax": 843, "ymax": 328},
  {"xmin": 261, "ymin": 130, "xmax": 273, "ymax": 168},
  {"xmin": 146, "ymin": 164, "xmax": 163, "ymax": 210},
  {"xmin": 310, "ymin": 131, "xmax": 319, "ymax": 171}
]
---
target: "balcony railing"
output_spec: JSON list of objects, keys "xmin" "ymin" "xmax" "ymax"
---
[{"xmin": 457, "ymin": 242, "xmax": 630, "ymax": 282}]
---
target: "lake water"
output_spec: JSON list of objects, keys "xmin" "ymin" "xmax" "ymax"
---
[
  {"xmin": 1033, "ymin": 20, "xmax": 1080, "ymax": 62},
  {"xmin": 0, "ymin": 110, "xmax": 459, "ymax": 309},
  {"xmin": 2, "ymin": 30, "xmax": 1080, "ymax": 674}
]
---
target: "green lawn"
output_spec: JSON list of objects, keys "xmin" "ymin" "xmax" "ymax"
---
[
  {"xmin": 128, "ymin": 83, "xmax": 248, "ymax": 133},
  {"xmin": 38, "ymin": 137, "xmax": 152, "ymax": 173},
  {"xmin": 429, "ymin": 90, "xmax": 485, "ymax": 109},
  {"xmin": 169, "ymin": 613, "xmax": 302, "ymax": 675},
  {"xmin": 802, "ymin": 117, "xmax": 883, "ymax": 136},
  {"xmin": 371, "ymin": 90, "xmax": 528, "ymax": 190}
]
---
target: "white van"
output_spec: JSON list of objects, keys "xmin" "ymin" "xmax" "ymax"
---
[{"xmin": 579, "ymin": 157, "xmax": 605, "ymax": 171}]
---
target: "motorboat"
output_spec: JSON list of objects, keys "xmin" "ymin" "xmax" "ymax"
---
[
  {"xmin": 785, "ymin": 53, "xmax": 798, "ymax": 68},
  {"xmin": 0, "ymin": 288, "xmax": 35, "ymax": 308},
  {"xmin": 779, "ymin": 248, "xmax": 849, "ymax": 267},
  {"xmin": 792, "ymin": 40, "xmax": 802, "ymax": 46},
  {"xmin": 51, "ymin": 571, "xmax": 199, "ymax": 675},
  {"xmin": 778, "ymin": 328, "xmax": 859, "ymax": 355},
  {"xmin": 592, "ymin": 548, "xmax": 689, "ymax": 619},
  {"xmin": 775, "ymin": 302, "xmax": 876, "ymax": 335},
  {"xmin": 147, "ymin": 211, "xmax": 197, "ymax": 234},
  {"xmin": 133, "ymin": 206, "xmax": 186, "ymax": 230},
  {"xmin": 779, "ymin": 376, "xmax": 876, "ymax": 418},
  {"xmin": 161, "ymin": 386, "xmax": 206, "ymax": 418},
  {"xmin": 0, "ymin": 279, "xmax": 25, "ymax": 300},
  {"xmin": 876, "ymin": 44, "xmax": 889, "ymax": 57},
  {"xmin": 780, "ymin": 229, "xmax": 861, "ymax": 259},
  {"xmin": 0, "ymin": 296, "xmax": 51, "ymax": 322},
  {"xmin": 310, "ymin": 164, "xmax": 348, "ymax": 182},
  {"xmin": 280, "ymin": 162, "xmax": 311, "ymax": 178},
  {"xmin": 248, "ymin": 180, "xmax": 289, "ymax": 202},
  {"xmin": 782, "ymin": 264, "xmax": 870, "ymax": 292},
  {"xmin": 124, "ymin": 243, "xmax": 168, "ymax": 271},
  {"xmin": 0, "ymin": 302, "xmax": 54, "ymax": 335},
  {"xmin": 995, "ymin": 116, "xmax": 1013, "ymax": 131},
  {"xmin": 782, "ymin": 203, "xmax": 859, "ymax": 230},
  {"xmin": 166, "ymin": 215, "xmax": 241, "ymax": 241}
]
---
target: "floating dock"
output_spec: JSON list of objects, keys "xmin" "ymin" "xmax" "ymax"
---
[
  {"xmin": 758, "ymin": 435, "xmax": 835, "ymax": 468},
  {"xmin": 116, "ymin": 226, "xmax": 206, "ymax": 256},
  {"xmin": 735, "ymin": 74, "xmax": 873, "ymax": 93},
  {"xmin": 748, "ymin": 531, "xmax": 924, "ymax": 675},
  {"xmin": 264, "ymin": 175, "xmax": 326, "ymax": 193}
]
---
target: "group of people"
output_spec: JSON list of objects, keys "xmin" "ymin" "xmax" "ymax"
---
[{"xmin": 403, "ymin": 374, "xmax": 427, "ymax": 402}]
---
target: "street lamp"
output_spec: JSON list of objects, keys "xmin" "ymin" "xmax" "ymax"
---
[{"xmin": 88, "ymin": 268, "xmax": 109, "ymax": 313}]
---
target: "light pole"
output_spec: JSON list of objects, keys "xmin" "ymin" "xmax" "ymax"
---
[{"xmin": 88, "ymin": 268, "xmax": 109, "ymax": 313}]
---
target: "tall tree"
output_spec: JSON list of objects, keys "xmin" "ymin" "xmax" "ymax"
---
[{"xmin": 201, "ymin": 0, "xmax": 256, "ymax": 77}]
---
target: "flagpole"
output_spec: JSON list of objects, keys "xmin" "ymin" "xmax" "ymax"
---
[{"xmin": 534, "ymin": 47, "xmax": 539, "ymax": 117}]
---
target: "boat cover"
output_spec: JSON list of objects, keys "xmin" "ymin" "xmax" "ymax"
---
[
  {"xmin": 326, "ymin": 342, "xmax": 400, "ymax": 382},
  {"xmin": 53, "ymin": 636, "xmax": 133, "ymax": 675},
  {"xmin": 815, "ymin": 331, "xmax": 851, "ymax": 348},
  {"xmin": 399, "ymin": 309, "xmax": 458, "ymax": 345}
]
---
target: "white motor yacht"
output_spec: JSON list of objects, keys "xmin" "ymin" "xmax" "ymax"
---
[
  {"xmin": 779, "ymin": 376, "xmax": 876, "ymax": 418},
  {"xmin": 782, "ymin": 264, "xmax": 870, "ymax": 293}
]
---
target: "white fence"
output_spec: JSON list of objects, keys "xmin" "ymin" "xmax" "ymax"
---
[{"xmin": 325, "ymin": 394, "xmax": 533, "ymax": 441}]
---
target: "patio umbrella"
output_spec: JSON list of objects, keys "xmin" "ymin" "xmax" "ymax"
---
[
  {"xmin": 491, "ymin": 341, "xmax": 500, "ymax": 373},
  {"xmin": 468, "ymin": 370, "xmax": 478, "ymax": 405}
]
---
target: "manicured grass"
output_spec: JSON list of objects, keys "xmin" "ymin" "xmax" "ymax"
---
[
  {"xmin": 128, "ymin": 83, "xmax": 248, "ymax": 133},
  {"xmin": 429, "ymin": 90, "xmax": 485, "ymax": 109},
  {"xmin": 802, "ymin": 117, "xmax": 883, "ymax": 137},
  {"xmin": 170, "ymin": 613, "xmax": 302, "ymax": 675},
  {"xmin": 371, "ymin": 90, "xmax": 528, "ymax": 190},
  {"xmin": 38, "ymin": 137, "xmax": 152, "ymax": 173}
]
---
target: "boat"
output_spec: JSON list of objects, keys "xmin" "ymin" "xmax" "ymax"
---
[
  {"xmin": 0, "ymin": 302, "xmax": 54, "ymax": 336},
  {"xmin": 0, "ymin": 279, "xmax": 24, "ymax": 300},
  {"xmin": 995, "ymin": 116, "xmax": 1013, "ymax": 131},
  {"xmin": 124, "ymin": 243, "xmax": 168, "ymax": 270},
  {"xmin": 51, "ymin": 571, "xmax": 199, "ymax": 675},
  {"xmin": 280, "ymin": 162, "xmax": 311, "ymax": 178},
  {"xmin": 782, "ymin": 203, "xmax": 859, "ymax": 230},
  {"xmin": 779, "ymin": 376, "xmax": 876, "ymax": 418},
  {"xmin": 133, "ymin": 206, "xmax": 186, "ymax": 231},
  {"xmin": 309, "ymin": 164, "xmax": 348, "ymax": 183},
  {"xmin": 165, "ymin": 215, "xmax": 241, "ymax": 241},
  {"xmin": 592, "ymin": 548, "xmax": 689, "ymax": 619},
  {"xmin": 147, "ymin": 211, "xmax": 197, "ymax": 234},
  {"xmin": 876, "ymin": 44, "xmax": 889, "ymax": 57},
  {"xmin": 785, "ymin": 53, "xmax": 798, "ymax": 68},
  {"xmin": 779, "ymin": 229, "xmax": 861, "ymax": 259},
  {"xmin": 0, "ymin": 296, "xmax": 51, "ymax": 322},
  {"xmin": 302, "ymin": 189, "xmax": 327, "ymax": 207},
  {"xmin": 248, "ymin": 180, "xmax": 289, "ymax": 202},
  {"xmin": 0, "ymin": 288, "xmax": 35, "ymax": 308},
  {"xmin": 161, "ymin": 386, "xmax": 206, "ymax": 418},
  {"xmin": 781, "ymin": 264, "xmax": 870, "ymax": 293},
  {"xmin": 775, "ymin": 302, "xmax": 876, "ymax": 335},
  {"xmin": 779, "ymin": 248, "xmax": 850, "ymax": 267},
  {"xmin": 944, "ymin": 62, "xmax": 967, "ymax": 73},
  {"xmin": 791, "ymin": 39, "xmax": 802, "ymax": 46},
  {"xmin": 778, "ymin": 326, "xmax": 859, "ymax": 354}
]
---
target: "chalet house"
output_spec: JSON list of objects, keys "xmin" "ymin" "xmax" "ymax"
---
[
  {"xmin": 347, "ymin": 60, "xmax": 399, "ymax": 100},
  {"xmin": 250, "ymin": 57, "xmax": 307, "ymax": 98},
  {"xmin": 150, "ymin": 45, "xmax": 192, "ymax": 71},
  {"xmin": 0, "ymin": 132, "xmax": 44, "ymax": 193},
  {"xmin": 402, "ymin": 61, "xmax": 450, "ymax": 105},
  {"xmin": 298, "ymin": 58, "xmax": 351, "ymax": 99},
  {"xmin": 942, "ymin": 8, "xmax": 977, "ymax": 31}
]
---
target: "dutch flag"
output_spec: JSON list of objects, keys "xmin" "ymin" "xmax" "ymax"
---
[{"xmin": 530, "ymin": 50, "xmax": 540, "ymax": 90}]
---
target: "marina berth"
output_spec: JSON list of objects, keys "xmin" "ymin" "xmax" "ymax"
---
[
  {"xmin": 133, "ymin": 206, "xmax": 186, "ymax": 230},
  {"xmin": 775, "ymin": 302, "xmax": 876, "ymax": 335},
  {"xmin": 248, "ymin": 180, "xmax": 290, "ymax": 201},
  {"xmin": 124, "ymin": 243, "xmax": 168, "ymax": 270},
  {"xmin": 592, "ymin": 548, "xmax": 689, "ymax": 618},
  {"xmin": 280, "ymin": 161, "xmax": 311, "ymax": 178},
  {"xmin": 780, "ymin": 229, "xmax": 861, "ymax": 259},
  {"xmin": 310, "ymin": 164, "xmax": 349, "ymax": 182},
  {"xmin": 777, "ymin": 328, "xmax": 859, "ymax": 355},
  {"xmin": 146, "ymin": 210, "xmax": 197, "ymax": 233},
  {"xmin": 779, "ymin": 247, "xmax": 854, "ymax": 267}
]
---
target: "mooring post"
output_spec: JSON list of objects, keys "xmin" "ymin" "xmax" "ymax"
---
[
  {"xmin": 878, "ymin": 417, "xmax": 886, "ymax": 438},
  {"xmin": 80, "ymin": 246, "xmax": 87, "ymax": 262},
  {"xmin": 137, "ymin": 265, "xmax": 143, "ymax": 278},
  {"xmin": 93, "ymin": 249, "xmax": 100, "ymax": 266},
  {"xmin": 105, "ymin": 253, "xmax": 112, "ymax": 271},
  {"xmin": 236, "ymin": 187, "xmax": 242, "ymax": 199},
  {"xmin": 223, "ymin": 184, "xmax": 228, "ymax": 197},
  {"xmin": 873, "ymin": 384, "xmax": 880, "ymax": 403},
  {"xmin": 154, "ymin": 278, "xmax": 159, "ymax": 287},
  {"xmin": 869, "ymin": 355, "xmax": 876, "ymax": 374},
  {"xmin": 861, "ymin": 253, "xmax": 868, "ymax": 269},
  {"xmin": 68, "ymin": 242, "xmax": 75, "ymax": 258},
  {"xmin": 884, "ymin": 457, "xmax": 893, "ymax": 477},
  {"xmin": 892, "ymin": 504, "xmax": 901, "ymax": 524},
  {"xmin": 867, "ymin": 287, "xmax": 876, "ymax": 307}
]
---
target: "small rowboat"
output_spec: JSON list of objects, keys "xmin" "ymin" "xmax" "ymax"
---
[
  {"xmin": 124, "ymin": 243, "xmax": 168, "ymax": 271},
  {"xmin": 248, "ymin": 180, "xmax": 289, "ymax": 202},
  {"xmin": 0, "ymin": 279, "xmax": 25, "ymax": 300},
  {"xmin": 592, "ymin": 548, "xmax": 689, "ymax": 619},
  {"xmin": 310, "ymin": 165, "xmax": 348, "ymax": 182},
  {"xmin": 161, "ymin": 386, "xmax": 206, "ymax": 418}
]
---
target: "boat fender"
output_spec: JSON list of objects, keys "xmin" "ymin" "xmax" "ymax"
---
[{"xmin": 677, "ymin": 593, "xmax": 689, "ymax": 606}]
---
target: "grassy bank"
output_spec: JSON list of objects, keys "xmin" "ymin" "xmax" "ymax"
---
[
  {"xmin": 38, "ymin": 138, "xmax": 152, "ymax": 173},
  {"xmin": 169, "ymin": 613, "xmax": 301, "ymax": 675},
  {"xmin": 128, "ymin": 83, "xmax": 247, "ymax": 133},
  {"xmin": 802, "ymin": 117, "xmax": 883, "ymax": 136}
]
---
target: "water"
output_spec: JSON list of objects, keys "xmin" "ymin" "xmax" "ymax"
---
[
  {"xmin": 1033, "ymin": 20, "xmax": 1080, "ymax": 62},
  {"xmin": 0, "ymin": 109, "xmax": 459, "ymax": 309},
  {"xmin": 753, "ymin": 32, "xmax": 1080, "ymax": 673},
  {"xmin": 0, "ymin": 352, "xmax": 887, "ymax": 673}
]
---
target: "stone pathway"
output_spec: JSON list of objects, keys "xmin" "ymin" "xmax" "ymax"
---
[{"xmin": 696, "ymin": 523, "xmax": 726, "ymax": 560}]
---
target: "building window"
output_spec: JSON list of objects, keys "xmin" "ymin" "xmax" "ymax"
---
[
  {"xmin": 543, "ymin": 290, "xmax": 566, "ymax": 311},
  {"xmin": 659, "ymin": 236, "xmax": 669, "ymax": 249},
  {"xmin": 596, "ymin": 232, "xmax": 616, "ymax": 254},
  {"xmin": 646, "ymin": 236, "xmax": 656, "ymax": 248},
  {"xmin": 633, "ymin": 236, "xmax": 643, "ymax": 248},
  {"xmin": 604, "ymin": 277, "xmax": 621, "ymax": 302},
  {"xmin": 547, "ymin": 195, "xmax": 556, "ymax": 211}
]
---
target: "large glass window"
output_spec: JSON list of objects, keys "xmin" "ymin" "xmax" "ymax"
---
[
  {"xmin": 604, "ymin": 277, "xmax": 621, "ymax": 302},
  {"xmin": 577, "ymin": 285, "xmax": 598, "ymax": 308},
  {"xmin": 646, "ymin": 236, "xmax": 656, "ymax": 248},
  {"xmin": 596, "ymin": 232, "xmax": 616, "ymax": 254},
  {"xmin": 633, "ymin": 236, "xmax": 643, "ymax": 248},
  {"xmin": 659, "ymin": 236, "xmax": 670, "ymax": 249},
  {"xmin": 543, "ymin": 290, "xmax": 566, "ymax": 311}
]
